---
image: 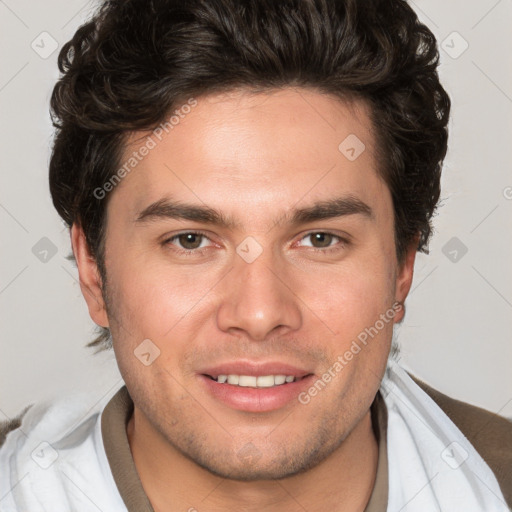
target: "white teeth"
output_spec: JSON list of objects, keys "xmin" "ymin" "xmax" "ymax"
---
[
  {"xmin": 227, "ymin": 375, "xmax": 239, "ymax": 385},
  {"xmin": 256, "ymin": 375, "xmax": 275, "ymax": 387},
  {"xmin": 274, "ymin": 375, "xmax": 286, "ymax": 385},
  {"xmin": 239, "ymin": 375, "xmax": 257, "ymax": 387},
  {"xmin": 215, "ymin": 374, "xmax": 296, "ymax": 387}
]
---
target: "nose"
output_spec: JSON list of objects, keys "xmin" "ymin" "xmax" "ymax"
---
[{"xmin": 216, "ymin": 246, "xmax": 302, "ymax": 341}]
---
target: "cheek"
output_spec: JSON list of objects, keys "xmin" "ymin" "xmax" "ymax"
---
[
  {"xmin": 301, "ymin": 257, "xmax": 395, "ymax": 335},
  {"xmin": 107, "ymin": 255, "xmax": 221, "ymax": 341}
]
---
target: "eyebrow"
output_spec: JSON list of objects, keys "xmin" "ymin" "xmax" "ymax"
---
[{"xmin": 134, "ymin": 195, "xmax": 373, "ymax": 228}]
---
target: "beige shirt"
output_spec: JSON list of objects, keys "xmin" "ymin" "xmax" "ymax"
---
[{"xmin": 101, "ymin": 386, "xmax": 389, "ymax": 511}]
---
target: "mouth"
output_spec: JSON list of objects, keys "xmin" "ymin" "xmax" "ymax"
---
[
  {"xmin": 197, "ymin": 362, "xmax": 316, "ymax": 412},
  {"xmin": 202, "ymin": 373, "xmax": 313, "ymax": 388}
]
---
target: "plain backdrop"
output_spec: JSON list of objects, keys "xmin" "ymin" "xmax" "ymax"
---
[{"xmin": 1, "ymin": 0, "xmax": 511, "ymax": 420}]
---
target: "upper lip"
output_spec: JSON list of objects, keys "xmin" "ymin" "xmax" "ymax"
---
[{"xmin": 198, "ymin": 360, "xmax": 314, "ymax": 379}]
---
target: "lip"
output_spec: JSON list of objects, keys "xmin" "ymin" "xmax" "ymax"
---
[
  {"xmin": 197, "ymin": 360, "xmax": 315, "ymax": 413},
  {"xmin": 198, "ymin": 360, "xmax": 313, "ymax": 379}
]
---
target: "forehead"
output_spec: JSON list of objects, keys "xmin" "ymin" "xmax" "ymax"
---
[{"xmin": 111, "ymin": 87, "xmax": 387, "ymax": 225}]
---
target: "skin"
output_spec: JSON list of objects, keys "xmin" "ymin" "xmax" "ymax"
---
[{"xmin": 71, "ymin": 87, "xmax": 417, "ymax": 512}]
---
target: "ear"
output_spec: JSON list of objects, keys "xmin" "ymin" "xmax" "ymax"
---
[
  {"xmin": 70, "ymin": 223, "xmax": 109, "ymax": 328},
  {"xmin": 393, "ymin": 237, "xmax": 419, "ymax": 324}
]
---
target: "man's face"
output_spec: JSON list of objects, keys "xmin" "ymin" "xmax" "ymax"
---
[{"xmin": 85, "ymin": 88, "xmax": 413, "ymax": 479}]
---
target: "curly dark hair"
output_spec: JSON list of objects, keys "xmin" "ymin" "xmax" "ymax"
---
[{"xmin": 49, "ymin": 0, "xmax": 450, "ymax": 350}]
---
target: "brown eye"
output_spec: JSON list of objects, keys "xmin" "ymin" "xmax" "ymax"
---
[
  {"xmin": 176, "ymin": 233, "xmax": 204, "ymax": 250},
  {"xmin": 309, "ymin": 232, "xmax": 335, "ymax": 248},
  {"xmin": 163, "ymin": 231, "xmax": 215, "ymax": 257},
  {"xmin": 296, "ymin": 232, "xmax": 348, "ymax": 254}
]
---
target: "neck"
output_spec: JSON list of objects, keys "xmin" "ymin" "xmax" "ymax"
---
[{"xmin": 127, "ymin": 407, "xmax": 379, "ymax": 512}]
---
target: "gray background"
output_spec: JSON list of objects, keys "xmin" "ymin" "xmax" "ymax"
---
[{"xmin": 1, "ymin": 0, "xmax": 511, "ymax": 420}]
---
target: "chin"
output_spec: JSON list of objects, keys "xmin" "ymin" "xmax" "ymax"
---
[{"xmin": 185, "ymin": 440, "xmax": 335, "ymax": 482}]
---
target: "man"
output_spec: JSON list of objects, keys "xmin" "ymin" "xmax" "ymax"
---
[{"xmin": 1, "ymin": 0, "xmax": 511, "ymax": 510}]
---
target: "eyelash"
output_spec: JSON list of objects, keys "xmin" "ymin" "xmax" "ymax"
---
[
  {"xmin": 163, "ymin": 230, "xmax": 213, "ymax": 257},
  {"xmin": 162, "ymin": 230, "xmax": 349, "ymax": 256}
]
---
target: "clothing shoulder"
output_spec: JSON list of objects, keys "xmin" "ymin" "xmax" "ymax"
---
[
  {"xmin": 0, "ymin": 390, "xmax": 127, "ymax": 512},
  {"xmin": 410, "ymin": 373, "xmax": 512, "ymax": 507},
  {"xmin": 0, "ymin": 404, "xmax": 32, "ymax": 448},
  {"xmin": 0, "ymin": 390, "xmax": 107, "ymax": 457}
]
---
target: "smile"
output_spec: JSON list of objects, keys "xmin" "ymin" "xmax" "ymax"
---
[{"xmin": 205, "ymin": 374, "xmax": 311, "ymax": 388}]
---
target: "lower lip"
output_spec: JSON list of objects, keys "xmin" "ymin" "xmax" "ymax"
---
[{"xmin": 198, "ymin": 374, "xmax": 315, "ymax": 412}]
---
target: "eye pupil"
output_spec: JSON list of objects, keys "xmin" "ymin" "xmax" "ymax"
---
[{"xmin": 311, "ymin": 233, "xmax": 332, "ymax": 248}]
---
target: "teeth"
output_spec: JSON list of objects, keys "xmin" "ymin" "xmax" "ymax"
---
[
  {"xmin": 227, "ymin": 375, "xmax": 239, "ymax": 385},
  {"xmin": 274, "ymin": 375, "xmax": 286, "ymax": 385},
  {"xmin": 239, "ymin": 375, "xmax": 257, "ymax": 387},
  {"xmin": 257, "ymin": 375, "xmax": 275, "ymax": 387},
  {"xmin": 216, "ymin": 374, "xmax": 296, "ymax": 387}
]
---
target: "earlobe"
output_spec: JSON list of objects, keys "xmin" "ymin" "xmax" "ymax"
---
[
  {"xmin": 393, "ymin": 239, "xmax": 419, "ymax": 324},
  {"xmin": 70, "ymin": 223, "xmax": 109, "ymax": 328}
]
